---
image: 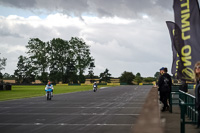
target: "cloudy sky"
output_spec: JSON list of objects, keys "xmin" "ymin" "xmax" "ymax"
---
[{"xmin": 0, "ymin": 0, "xmax": 182, "ymax": 77}]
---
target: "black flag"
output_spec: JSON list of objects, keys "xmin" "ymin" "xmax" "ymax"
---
[
  {"xmin": 173, "ymin": 22, "xmax": 188, "ymax": 80},
  {"xmin": 173, "ymin": 0, "xmax": 200, "ymax": 81},
  {"xmin": 166, "ymin": 21, "xmax": 180, "ymax": 77}
]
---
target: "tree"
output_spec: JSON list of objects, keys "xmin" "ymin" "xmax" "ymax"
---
[
  {"xmin": 26, "ymin": 38, "xmax": 48, "ymax": 83},
  {"xmin": 37, "ymin": 72, "xmax": 49, "ymax": 84},
  {"xmin": 0, "ymin": 53, "xmax": 7, "ymax": 80},
  {"xmin": 14, "ymin": 55, "xmax": 37, "ymax": 83},
  {"xmin": 20, "ymin": 37, "xmax": 94, "ymax": 84},
  {"xmin": 3, "ymin": 73, "xmax": 10, "ymax": 79},
  {"xmin": 154, "ymin": 72, "xmax": 160, "ymax": 79},
  {"xmin": 134, "ymin": 72, "xmax": 143, "ymax": 85},
  {"xmin": 48, "ymin": 38, "xmax": 70, "ymax": 83},
  {"xmin": 3, "ymin": 73, "xmax": 15, "ymax": 80},
  {"xmin": 88, "ymin": 60, "xmax": 95, "ymax": 83},
  {"xmin": 120, "ymin": 71, "xmax": 135, "ymax": 85},
  {"xmin": 99, "ymin": 68, "xmax": 111, "ymax": 83},
  {"xmin": 143, "ymin": 77, "xmax": 156, "ymax": 83},
  {"xmin": 69, "ymin": 37, "xmax": 93, "ymax": 83},
  {"xmin": 63, "ymin": 61, "xmax": 77, "ymax": 83},
  {"xmin": 0, "ymin": 53, "xmax": 7, "ymax": 72}
]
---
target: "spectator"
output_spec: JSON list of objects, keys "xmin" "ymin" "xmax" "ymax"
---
[
  {"xmin": 194, "ymin": 61, "xmax": 200, "ymax": 128},
  {"xmin": 158, "ymin": 67, "xmax": 172, "ymax": 112}
]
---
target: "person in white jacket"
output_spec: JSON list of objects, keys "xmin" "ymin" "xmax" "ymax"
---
[{"xmin": 45, "ymin": 82, "xmax": 54, "ymax": 96}]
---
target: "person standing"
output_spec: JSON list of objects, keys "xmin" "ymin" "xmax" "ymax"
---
[
  {"xmin": 194, "ymin": 62, "xmax": 200, "ymax": 128},
  {"xmin": 158, "ymin": 67, "xmax": 172, "ymax": 112},
  {"xmin": 158, "ymin": 67, "xmax": 164, "ymax": 102}
]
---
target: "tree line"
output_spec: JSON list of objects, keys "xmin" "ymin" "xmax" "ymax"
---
[
  {"xmin": 0, "ymin": 37, "xmax": 159, "ymax": 84},
  {"xmin": 14, "ymin": 37, "xmax": 95, "ymax": 84},
  {"xmin": 120, "ymin": 71, "xmax": 158, "ymax": 85}
]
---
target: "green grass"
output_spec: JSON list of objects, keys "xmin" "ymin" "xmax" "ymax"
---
[{"xmin": 0, "ymin": 85, "xmax": 115, "ymax": 101}]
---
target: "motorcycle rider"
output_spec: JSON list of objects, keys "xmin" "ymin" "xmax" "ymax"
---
[
  {"xmin": 93, "ymin": 82, "xmax": 98, "ymax": 92},
  {"xmin": 45, "ymin": 82, "xmax": 54, "ymax": 97}
]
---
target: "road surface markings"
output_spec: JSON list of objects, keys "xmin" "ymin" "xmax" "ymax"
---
[
  {"xmin": 0, "ymin": 123, "xmax": 134, "ymax": 126},
  {"xmin": 0, "ymin": 113, "xmax": 140, "ymax": 116}
]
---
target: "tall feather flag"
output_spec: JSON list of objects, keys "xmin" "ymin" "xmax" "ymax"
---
[
  {"xmin": 172, "ymin": 0, "xmax": 200, "ymax": 81},
  {"xmin": 166, "ymin": 21, "xmax": 179, "ymax": 78}
]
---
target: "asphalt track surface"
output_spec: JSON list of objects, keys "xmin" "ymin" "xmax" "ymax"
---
[{"xmin": 0, "ymin": 85, "xmax": 151, "ymax": 133}]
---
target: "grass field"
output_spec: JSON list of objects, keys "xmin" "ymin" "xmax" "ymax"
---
[{"xmin": 0, "ymin": 85, "xmax": 115, "ymax": 101}]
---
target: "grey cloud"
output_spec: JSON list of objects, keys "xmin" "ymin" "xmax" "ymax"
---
[
  {"xmin": 0, "ymin": 29, "xmax": 22, "ymax": 38},
  {"xmin": 0, "ymin": 0, "xmax": 174, "ymax": 18},
  {"xmin": 0, "ymin": 0, "xmax": 179, "ymax": 76},
  {"xmin": 0, "ymin": 21, "xmax": 83, "ymax": 75},
  {"xmin": 156, "ymin": 0, "xmax": 174, "ymax": 10},
  {"xmin": 0, "ymin": 0, "xmax": 36, "ymax": 8},
  {"xmin": 0, "ymin": 47, "xmax": 26, "ymax": 75}
]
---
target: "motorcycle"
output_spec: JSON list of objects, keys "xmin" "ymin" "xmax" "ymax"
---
[
  {"xmin": 45, "ymin": 89, "xmax": 53, "ymax": 100},
  {"xmin": 93, "ymin": 84, "xmax": 97, "ymax": 92}
]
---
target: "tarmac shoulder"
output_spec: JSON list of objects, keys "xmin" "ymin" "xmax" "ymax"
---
[{"xmin": 161, "ymin": 106, "xmax": 199, "ymax": 133}]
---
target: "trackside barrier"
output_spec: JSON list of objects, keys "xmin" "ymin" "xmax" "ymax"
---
[
  {"xmin": 81, "ymin": 84, "xmax": 93, "ymax": 86},
  {"xmin": 68, "ymin": 84, "xmax": 81, "ymax": 86},
  {"xmin": 120, "ymin": 83, "xmax": 128, "ymax": 85},
  {"xmin": 169, "ymin": 85, "xmax": 181, "ymax": 113},
  {"xmin": 133, "ymin": 87, "xmax": 163, "ymax": 133},
  {"xmin": 170, "ymin": 84, "xmax": 195, "ymax": 112},
  {"xmin": 143, "ymin": 83, "xmax": 154, "ymax": 85},
  {"xmin": 57, "ymin": 84, "xmax": 68, "ymax": 86},
  {"xmin": 187, "ymin": 84, "xmax": 195, "ymax": 89},
  {"xmin": 170, "ymin": 86, "xmax": 198, "ymax": 133},
  {"xmin": 107, "ymin": 83, "xmax": 120, "ymax": 86},
  {"xmin": 179, "ymin": 90, "xmax": 197, "ymax": 133}
]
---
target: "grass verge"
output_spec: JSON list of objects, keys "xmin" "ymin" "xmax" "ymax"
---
[{"xmin": 0, "ymin": 85, "xmax": 116, "ymax": 101}]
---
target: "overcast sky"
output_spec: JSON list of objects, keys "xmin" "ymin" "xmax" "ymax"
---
[{"xmin": 0, "ymin": 0, "xmax": 184, "ymax": 77}]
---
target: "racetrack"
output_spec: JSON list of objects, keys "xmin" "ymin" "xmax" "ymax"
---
[{"xmin": 0, "ymin": 85, "xmax": 151, "ymax": 133}]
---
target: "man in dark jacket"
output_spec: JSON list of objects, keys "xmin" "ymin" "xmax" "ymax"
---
[{"xmin": 158, "ymin": 67, "xmax": 172, "ymax": 112}]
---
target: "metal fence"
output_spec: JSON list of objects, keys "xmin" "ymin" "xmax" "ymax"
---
[
  {"xmin": 169, "ymin": 85, "xmax": 198, "ymax": 133},
  {"xmin": 179, "ymin": 90, "xmax": 197, "ymax": 133},
  {"xmin": 169, "ymin": 85, "xmax": 181, "ymax": 113}
]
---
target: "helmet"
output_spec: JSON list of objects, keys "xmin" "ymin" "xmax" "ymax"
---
[{"xmin": 160, "ymin": 67, "xmax": 165, "ymax": 71}]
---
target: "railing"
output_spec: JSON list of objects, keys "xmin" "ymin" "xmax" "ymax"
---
[
  {"xmin": 187, "ymin": 84, "xmax": 195, "ymax": 89},
  {"xmin": 169, "ymin": 85, "xmax": 181, "ymax": 113},
  {"xmin": 179, "ymin": 90, "xmax": 197, "ymax": 133},
  {"xmin": 169, "ymin": 85, "xmax": 198, "ymax": 133},
  {"xmin": 170, "ymin": 84, "xmax": 195, "ymax": 113}
]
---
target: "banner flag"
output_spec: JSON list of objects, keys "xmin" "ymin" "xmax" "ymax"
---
[
  {"xmin": 173, "ymin": 0, "xmax": 200, "ymax": 81},
  {"xmin": 166, "ymin": 21, "xmax": 180, "ymax": 77}
]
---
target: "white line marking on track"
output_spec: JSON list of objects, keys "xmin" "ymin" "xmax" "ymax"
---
[
  {"xmin": 99, "ymin": 87, "xmax": 107, "ymax": 90},
  {"xmin": 0, "ymin": 102, "xmax": 145, "ymax": 105},
  {"xmin": 34, "ymin": 123, "xmax": 43, "ymax": 125},
  {"xmin": 0, "ymin": 113, "xmax": 140, "ymax": 116},
  {"xmin": 0, "ymin": 123, "xmax": 134, "ymax": 126},
  {"xmin": 0, "ymin": 106, "xmax": 142, "ymax": 109},
  {"xmin": 134, "ymin": 86, "xmax": 139, "ymax": 90}
]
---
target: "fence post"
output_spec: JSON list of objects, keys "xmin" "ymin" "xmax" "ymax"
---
[
  {"xmin": 185, "ymin": 94, "xmax": 188, "ymax": 116},
  {"xmin": 170, "ymin": 92, "xmax": 173, "ymax": 113},
  {"xmin": 180, "ymin": 102, "xmax": 185, "ymax": 133}
]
